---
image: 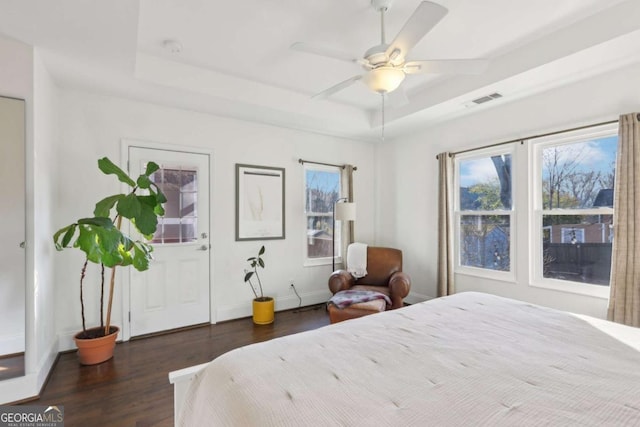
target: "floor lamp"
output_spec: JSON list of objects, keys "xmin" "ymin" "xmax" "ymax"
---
[{"xmin": 333, "ymin": 198, "xmax": 356, "ymax": 271}]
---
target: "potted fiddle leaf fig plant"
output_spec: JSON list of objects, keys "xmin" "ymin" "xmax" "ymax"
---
[
  {"xmin": 53, "ymin": 157, "xmax": 166, "ymax": 365},
  {"xmin": 243, "ymin": 245, "xmax": 274, "ymax": 325}
]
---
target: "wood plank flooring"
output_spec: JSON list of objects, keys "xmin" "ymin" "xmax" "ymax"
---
[
  {"xmin": 23, "ymin": 305, "xmax": 330, "ymax": 426},
  {"xmin": 0, "ymin": 353, "xmax": 25, "ymax": 381}
]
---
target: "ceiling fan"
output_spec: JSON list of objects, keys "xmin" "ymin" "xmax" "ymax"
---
[{"xmin": 291, "ymin": 0, "xmax": 489, "ymax": 100}]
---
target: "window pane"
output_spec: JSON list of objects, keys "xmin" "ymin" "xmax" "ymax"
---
[
  {"xmin": 306, "ymin": 215, "xmax": 335, "ymax": 258},
  {"xmin": 305, "ymin": 170, "xmax": 339, "ymax": 214},
  {"xmin": 150, "ymin": 165, "xmax": 198, "ymax": 244},
  {"xmin": 460, "ymin": 215, "xmax": 510, "ymax": 271},
  {"xmin": 542, "ymin": 214, "xmax": 612, "ymax": 286},
  {"xmin": 459, "ymin": 154, "xmax": 512, "ymax": 210},
  {"xmin": 541, "ymin": 136, "xmax": 617, "ymax": 210},
  {"xmin": 305, "ymin": 166, "xmax": 342, "ymax": 262}
]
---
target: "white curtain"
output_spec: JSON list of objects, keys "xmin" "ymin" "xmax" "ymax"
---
[
  {"xmin": 608, "ymin": 112, "xmax": 640, "ymax": 327},
  {"xmin": 437, "ymin": 153, "xmax": 455, "ymax": 297}
]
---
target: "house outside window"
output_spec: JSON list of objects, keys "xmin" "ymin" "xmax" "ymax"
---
[
  {"xmin": 454, "ymin": 146, "xmax": 515, "ymax": 279},
  {"xmin": 304, "ymin": 164, "xmax": 342, "ymax": 266},
  {"xmin": 532, "ymin": 123, "xmax": 617, "ymax": 295}
]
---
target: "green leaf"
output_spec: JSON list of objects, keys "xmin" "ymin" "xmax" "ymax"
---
[
  {"xmin": 76, "ymin": 225, "xmax": 102, "ymax": 264},
  {"xmin": 137, "ymin": 175, "xmax": 152, "ymax": 189},
  {"xmin": 98, "ymin": 157, "xmax": 136, "ymax": 187},
  {"xmin": 131, "ymin": 242, "xmax": 151, "ymax": 271},
  {"xmin": 244, "ymin": 271, "xmax": 254, "ymax": 282},
  {"xmin": 155, "ymin": 187, "xmax": 167, "ymax": 204},
  {"xmin": 119, "ymin": 246, "xmax": 134, "ymax": 267},
  {"xmin": 258, "ymin": 258, "xmax": 265, "ymax": 268},
  {"xmin": 94, "ymin": 194, "xmax": 125, "ymax": 217},
  {"xmin": 53, "ymin": 224, "xmax": 75, "ymax": 250},
  {"xmin": 61, "ymin": 224, "xmax": 77, "ymax": 248},
  {"xmin": 96, "ymin": 226, "xmax": 123, "ymax": 254},
  {"xmin": 259, "ymin": 246, "xmax": 265, "ymax": 256},
  {"xmin": 144, "ymin": 162, "xmax": 160, "ymax": 176},
  {"xmin": 78, "ymin": 217, "xmax": 115, "ymax": 229},
  {"xmin": 116, "ymin": 193, "xmax": 141, "ymax": 219},
  {"xmin": 154, "ymin": 204, "xmax": 165, "ymax": 216},
  {"xmin": 132, "ymin": 203, "xmax": 158, "ymax": 236}
]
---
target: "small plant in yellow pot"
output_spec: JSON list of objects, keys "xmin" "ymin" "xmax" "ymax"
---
[{"xmin": 243, "ymin": 245, "xmax": 274, "ymax": 325}]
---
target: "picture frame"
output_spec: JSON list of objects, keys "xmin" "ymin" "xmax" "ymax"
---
[{"xmin": 235, "ymin": 164, "xmax": 285, "ymax": 241}]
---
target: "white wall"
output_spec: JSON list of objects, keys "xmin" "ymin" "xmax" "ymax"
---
[
  {"xmin": 32, "ymin": 50, "xmax": 59, "ymax": 388},
  {"xmin": 0, "ymin": 36, "xmax": 58, "ymax": 404},
  {"xmin": 54, "ymin": 89, "xmax": 376, "ymax": 350},
  {"xmin": 381, "ymin": 61, "xmax": 640, "ymax": 317}
]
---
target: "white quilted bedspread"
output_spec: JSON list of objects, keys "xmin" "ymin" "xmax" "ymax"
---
[{"xmin": 180, "ymin": 292, "xmax": 640, "ymax": 426}]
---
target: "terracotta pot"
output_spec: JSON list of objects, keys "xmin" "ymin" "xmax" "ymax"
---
[
  {"xmin": 252, "ymin": 297, "xmax": 274, "ymax": 325},
  {"xmin": 74, "ymin": 326, "xmax": 119, "ymax": 365}
]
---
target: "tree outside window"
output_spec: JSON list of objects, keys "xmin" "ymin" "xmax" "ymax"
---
[
  {"xmin": 457, "ymin": 151, "xmax": 513, "ymax": 272},
  {"xmin": 539, "ymin": 135, "xmax": 617, "ymax": 286}
]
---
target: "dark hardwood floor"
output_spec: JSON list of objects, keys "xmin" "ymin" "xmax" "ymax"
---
[
  {"xmin": 23, "ymin": 305, "xmax": 330, "ymax": 426},
  {"xmin": 0, "ymin": 353, "xmax": 25, "ymax": 381}
]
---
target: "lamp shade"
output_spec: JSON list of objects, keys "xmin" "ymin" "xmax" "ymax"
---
[
  {"xmin": 362, "ymin": 66, "xmax": 405, "ymax": 94},
  {"xmin": 335, "ymin": 202, "xmax": 356, "ymax": 221}
]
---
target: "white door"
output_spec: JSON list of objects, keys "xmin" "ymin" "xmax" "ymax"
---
[{"xmin": 128, "ymin": 146, "xmax": 210, "ymax": 336}]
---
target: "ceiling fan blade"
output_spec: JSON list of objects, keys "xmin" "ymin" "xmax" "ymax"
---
[
  {"xmin": 312, "ymin": 75, "xmax": 363, "ymax": 99},
  {"xmin": 386, "ymin": 1, "xmax": 448, "ymax": 64},
  {"xmin": 404, "ymin": 59, "xmax": 489, "ymax": 75},
  {"xmin": 290, "ymin": 42, "xmax": 358, "ymax": 64}
]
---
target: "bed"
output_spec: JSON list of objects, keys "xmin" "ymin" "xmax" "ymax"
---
[{"xmin": 169, "ymin": 292, "xmax": 640, "ymax": 426}]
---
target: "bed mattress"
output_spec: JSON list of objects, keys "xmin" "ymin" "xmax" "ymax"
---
[{"xmin": 180, "ymin": 292, "xmax": 640, "ymax": 426}]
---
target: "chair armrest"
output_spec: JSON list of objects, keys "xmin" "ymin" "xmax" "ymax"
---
[
  {"xmin": 329, "ymin": 270, "xmax": 355, "ymax": 294},
  {"xmin": 388, "ymin": 272, "xmax": 411, "ymax": 309}
]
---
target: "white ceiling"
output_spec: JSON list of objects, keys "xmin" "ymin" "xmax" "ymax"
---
[{"xmin": 1, "ymin": 0, "xmax": 639, "ymax": 142}]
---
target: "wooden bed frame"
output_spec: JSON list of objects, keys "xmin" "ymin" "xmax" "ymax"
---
[{"xmin": 168, "ymin": 362, "xmax": 208, "ymax": 426}]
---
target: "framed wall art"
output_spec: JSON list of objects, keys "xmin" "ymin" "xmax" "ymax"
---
[{"xmin": 235, "ymin": 164, "xmax": 285, "ymax": 241}]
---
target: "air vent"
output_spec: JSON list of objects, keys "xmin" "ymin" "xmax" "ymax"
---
[{"xmin": 471, "ymin": 92, "xmax": 503, "ymax": 105}]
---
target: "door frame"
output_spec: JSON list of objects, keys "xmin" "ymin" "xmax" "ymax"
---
[{"xmin": 120, "ymin": 139, "xmax": 215, "ymax": 342}]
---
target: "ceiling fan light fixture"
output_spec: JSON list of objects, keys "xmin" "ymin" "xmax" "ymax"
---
[{"xmin": 363, "ymin": 66, "xmax": 405, "ymax": 94}]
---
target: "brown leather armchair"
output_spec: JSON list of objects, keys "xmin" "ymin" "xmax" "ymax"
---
[{"xmin": 328, "ymin": 246, "xmax": 411, "ymax": 309}]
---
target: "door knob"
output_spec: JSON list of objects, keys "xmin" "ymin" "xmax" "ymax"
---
[{"xmin": 196, "ymin": 245, "xmax": 209, "ymax": 251}]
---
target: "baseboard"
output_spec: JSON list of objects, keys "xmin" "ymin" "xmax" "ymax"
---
[
  {"xmin": 58, "ymin": 329, "xmax": 78, "ymax": 353},
  {"xmin": 58, "ymin": 291, "xmax": 333, "ymax": 346},
  {"xmin": 36, "ymin": 336, "xmax": 59, "ymax": 392},
  {"xmin": 0, "ymin": 336, "xmax": 58, "ymax": 405},
  {"xmin": 216, "ymin": 291, "xmax": 331, "ymax": 323}
]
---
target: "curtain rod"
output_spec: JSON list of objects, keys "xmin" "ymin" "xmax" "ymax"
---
[
  {"xmin": 436, "ymin": 117, "xmax": 629, "ymax": 159},
  {"xmin": 298, "ymin": 159, "xmax": 358, "ymax": 171}
]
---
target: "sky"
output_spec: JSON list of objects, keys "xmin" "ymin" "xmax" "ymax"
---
[
  {"xmin": 459, "ymin": 135, "xmax": 617, "ymax": 188},
  {"xmin": 306, "ymin": 170, "xmax": 339, "ymax": 194}
]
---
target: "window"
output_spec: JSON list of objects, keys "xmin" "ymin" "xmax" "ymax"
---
[
  {"xmin": 533, "ymin": 124, "xmax": 617, "ymax": 291},
  {"xmin": 452, "ymin": 122, "xmax": 618, "ymax": 297},
  {"xmin": 304, "ymin": 164, "xmax": 342, "ymax": 265},
  {"xmin": 150, "ymin": 166, "xmax": 198, "ymax": 244},
  {"xmin": 454, "ymin": 147, "xmax": 514, "ymax": 277}
]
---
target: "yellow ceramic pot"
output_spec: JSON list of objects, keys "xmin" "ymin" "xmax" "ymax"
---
[{"xmin": 252, "ymin": 297, "xmax": 274, "ymax": 325}]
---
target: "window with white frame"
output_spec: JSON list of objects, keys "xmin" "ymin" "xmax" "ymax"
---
[
  {"xmin": 304, "ymin": 164, "xmax": 342, "ymax": 265},
  {"xmin": 532, "ymin": 124, "xmax": 617, "ymax": 290},
  {"xmin": 455, "ymin": 146, "xmax": 514, "ymax": 276}
]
